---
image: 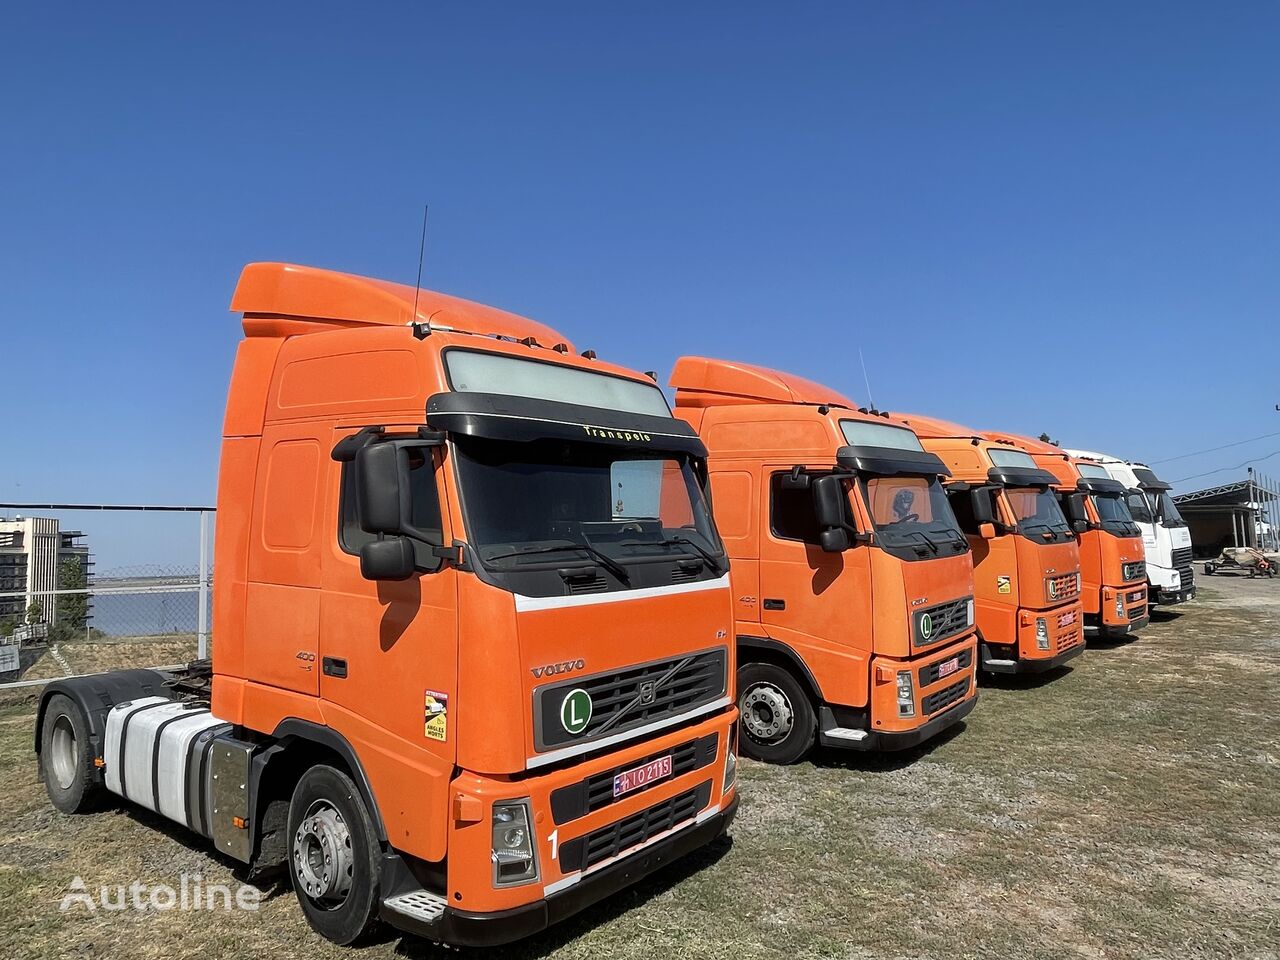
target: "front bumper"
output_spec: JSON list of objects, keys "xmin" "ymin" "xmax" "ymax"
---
[
  {"xmin": 1091, "ymin": 585, "xmax": 1149, "ymax": 638},
  {"xmin": 382, "ymin": 794, "xmax": 739, "ymax": 947},
  {"xmin": 1151, "ymin": 583, "xmax": 1196, "ymax": 605},
  {"xmin": 981, "ymin": 640, "xmax": 1085, "ymax": 674},
  {"xmin": 821, "ymin": 692, "xmax": 978, "ymax": 751}
]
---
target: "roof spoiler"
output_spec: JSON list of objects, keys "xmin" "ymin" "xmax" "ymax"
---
[
  {"xmin": 986, "ymin": 465, "xmax": 1059, "ymax": 488},
  {"xmin": 1132, "ymin": 467, "xmax": 1171, "ymax": 491},
  {"xmin": 1076, "ymin": 476, "xmax": 1126, "ymax": 495},
  {"xmin": 836, "ymin": 445, "xmax": 950, "ymax": 478}
]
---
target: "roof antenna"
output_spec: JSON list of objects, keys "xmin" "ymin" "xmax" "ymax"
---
[
  {"xmin": 411, "ymin": 204, "xmax": 429, "ymax": 323},
  {"xmin": 859, "ymin": 347, "xmax": 878, "ymax": 413}
]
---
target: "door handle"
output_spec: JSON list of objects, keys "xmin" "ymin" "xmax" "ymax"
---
[
  {"xmin": 322, "ymin": 657, "xmax": 348, "ymax": 679},
  {"xmin": 763, "ymin": 598, "xmax": 786, "ymax": 611}
]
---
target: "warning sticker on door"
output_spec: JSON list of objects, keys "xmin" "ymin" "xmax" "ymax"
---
[
  {"xmin": 424, "ymin": 690, "xmax": 449, "ymax": 742},
  {"xmin": 997, "ymin": 575, "xmax": 1011, "ymax": 594}
]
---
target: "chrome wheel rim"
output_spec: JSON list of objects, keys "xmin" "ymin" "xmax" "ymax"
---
[
  {"xmin": 741, "ymin": 682, "xmax": 794, "ymax": 743},
  {"xmin": 293, "ymin": 800, "xmax": 354, "ymax": 909}
]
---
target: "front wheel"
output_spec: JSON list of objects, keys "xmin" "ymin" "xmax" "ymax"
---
[
  {"xmin": 736, "ymin": 662, "xmax": 815, "ymax": 765},
  {"xmin": 1204, "ymin": 563, "xmax": 1216, "ymax": 576},
  {"xmin": 288, "ymin": 765, "xmax": 382, "ymax": 945}
]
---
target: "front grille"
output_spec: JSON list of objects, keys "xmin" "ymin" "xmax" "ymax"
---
[
  {"xmin": 1057, "ymin": 624, "xmax": 1083, "ymax": 652},
  {"xmin": 1172, "ymin": 546, "xmax": 1195, "ymax": 591},
  {"xmin": 550, "ymin": 733, "xmax": 718, "ymax": 825},
  {"xmin": 917, "ymin": 647, "xmax": 973, "ymax": 687},
  {"xmin": 1127, "ymin": 603, "xmax": 1147, "ymax": 621},
  {"xmin": 913, "ymin": 597, "xmax": 971, "ymax": 648},
  {"xmin": 557, "ymin": 781, "xmax": 712, "ymax": 874},
  {"xmin": 1122, "ymin": 560, "xmax": 1146, "ymax": 583},
  {"xmin": 1046, "ymin": 572, "xmax": 1080, "ymax": 603},
  {"xmin": 534, "ymin": 648, "xmax": 728, "ymax": 752},
  {"xmin": 921, "ymin": 677, "xmax": 970, "ymax": 716}
]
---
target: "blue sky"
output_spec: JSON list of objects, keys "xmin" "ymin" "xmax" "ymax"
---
[{"xmin": 2, "ymin": 2, "xmax": 1278, "ymax": 567}]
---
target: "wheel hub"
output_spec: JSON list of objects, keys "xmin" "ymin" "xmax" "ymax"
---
[
  {"xmin": 293, "ymin": 803, "xmax": 353, "ymax": 905},
  {"xmin": 741, "ymin": 682, "xmax": 794, "ymax": 743},
  {"xmin": 49, "ymin": 714, "xmax": 77, "ymax": 790}
]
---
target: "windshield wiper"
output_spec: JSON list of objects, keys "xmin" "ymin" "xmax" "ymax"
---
[
  {"xmin": 484, "ymin": 542, "xmax": 631, "ymax": 583},
  {"xmin": 903, "ymin": 530, "xmax": 941, "ymax": 555},
  {"xmin": 620, "ymin": 536, "xmax": 727, "ymax": 574}
]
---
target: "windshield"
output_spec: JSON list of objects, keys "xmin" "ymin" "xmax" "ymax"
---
[
  {"xmin": 1152, "ymin": 491, "xmax": 1187, "ymax": 527},
  {"xmin": 861, "ymin": 474, "xmax": 968, "ymax": 559},
  {"xmin": 1091, "ymin": 492, "xmax": 1140, "ymax": 537},
  {"xmin": 1005, "ymin": 486, "xmax": 1073, "ymax": 542},
  {"xmin": 453, "ymin": 436, "xmax": 723, "ymax": 582}
]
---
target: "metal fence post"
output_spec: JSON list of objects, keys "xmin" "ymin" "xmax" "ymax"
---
[{"xmin": 198, "ymin": 510, "xmax": 210, "ymax": 660}]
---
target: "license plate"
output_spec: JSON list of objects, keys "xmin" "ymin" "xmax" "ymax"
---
[
  {"xmin": 1129, "ymin": 591, "xmax": 1144, "ymax": 603},
  {"xmin": 613, "ymin": 755, "xmax": 673, "ymax": 799},
  {"xmin": 937, "ymin": 657, "xmax": 960, "ymax": 679},
  {"xmin": 1058, "ymin": 611, "xmax": 1077, "ymax": 629}
]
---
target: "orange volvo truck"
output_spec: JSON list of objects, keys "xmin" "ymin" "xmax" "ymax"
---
[
  {"xmin": 984, "ymin": 433, "xmax": 1149, "ymax": 639},
  {"xmin": 889, "ymin": 415, "xmax": 1085, "ymax": 674},
  {"xmin": 33, "ymin": 263, "xmax": 739, "ymax": 946},
  {"xmin": 671, "ymin": 358, "xmax": 978, "ymax": 764}
]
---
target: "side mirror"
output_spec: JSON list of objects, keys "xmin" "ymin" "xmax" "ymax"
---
[
  {"xmin": 1062, "ymin": 492, "xmax": 1089, "ymax": 525},
  {"xmin": 1071, "ymin": 519, "xmax": 1090, "ymax": 534},
  {"xmin": 359, "ymin": 537, "xmax": 415, "ymax": 581},
  {"xmin": 971, "ymin": 487, "xmax": 995, "ymax": 526},
  {"xmin": 819, "ymin": 528, "xmax": 852, "ymax": 553},
  {"xmin": 812, "ymin": 475, "xmax": 860, "ymax": 552},
  {"xmin": 356, "ymin": 442, "xmax": 407, "ymax": 535},
  {"xmin": 978, "ymin": 522, "xmax": 997, "ymax": 540}
]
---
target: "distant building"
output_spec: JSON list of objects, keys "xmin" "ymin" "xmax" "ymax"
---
[
  {"xmin": 0, "ymin": 517, "xmax": 93, "ymax": 628},
  {"xmin": 1173, "ymin": 474, "xmax": 1280, "ymax": 557}
]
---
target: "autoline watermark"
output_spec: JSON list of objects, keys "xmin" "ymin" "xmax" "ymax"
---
[{"xmin": 59, "ymin": 874, "xmax": 261, "ymax": 912}]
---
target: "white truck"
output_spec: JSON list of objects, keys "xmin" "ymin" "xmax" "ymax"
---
[{"xmin": 1066, "ymin": 450, "xmax": 1195, "ymax": 606}]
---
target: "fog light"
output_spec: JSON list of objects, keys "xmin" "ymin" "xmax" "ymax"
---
[
  {"xmin": 492, "ymin": 801, "xmax": 538, "ymax": 886},
  {"xmin": 1170, "ymin": 571, "xmax": 1181, "ymax": 589},
  {"xmin": 1035, "ymin": 617, "xmax": 1050, "ymax": 650},
  {"xmin": 896, "ymin": 670, "xmax": 915, "ymax": 718},
  {"xmin": 1115, "ymin": 595, "xmax": 1125, "ymax": 619}
]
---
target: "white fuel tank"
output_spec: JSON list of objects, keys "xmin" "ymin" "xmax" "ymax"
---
[{"xmin": 103, "ymin": 697, "xmax": 230, "ymax": 836}]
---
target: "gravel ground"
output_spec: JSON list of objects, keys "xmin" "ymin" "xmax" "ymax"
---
[{"xmin": 1, "ymin": 577, "xmax": 1277, "ymax": 960}]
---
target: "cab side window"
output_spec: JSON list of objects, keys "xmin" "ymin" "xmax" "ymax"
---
[
  {"xmin": 1125, "ymin": 491, "xmax": 1153, "ymax": 524},
  {"xmin": 947, "ymin": 488, "xmax": 981, "ymax": 536},
  {"xmin": 770, "ymin": 472, "xmax": 825, "ymax": 544},
  {"xmin": 338, "ymin": 446, "xmax": 444, "ymax": 555}
]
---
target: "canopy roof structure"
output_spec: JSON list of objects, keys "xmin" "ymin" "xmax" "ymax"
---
[{"xmin": 1174, "ymin": 473, "xmax": 1280, "ymax": 555}]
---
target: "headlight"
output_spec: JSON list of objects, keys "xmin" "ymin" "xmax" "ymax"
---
[
  {"xmin": 1036, "ymin": 617, "xmax": 1050, "ymax": 650},
  {"xmin": 1115, "ymin": 595, "xmax": 1125, "ymax": 619},
  {"xmin": 1170, "ymin": 571, "xmax": 1181, "ymax": 589},
  {"xmin": 492, "ymin": 800, "xmax": 538, "ymax": 885},
  {"xmin": 896, "ymin": 670, "xmax": 915, "ymax": 718}
]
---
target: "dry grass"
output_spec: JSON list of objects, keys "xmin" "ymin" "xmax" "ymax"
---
[{"xmin": 1, "ymin": 579, "xmax": 1277, "ymax": 960}]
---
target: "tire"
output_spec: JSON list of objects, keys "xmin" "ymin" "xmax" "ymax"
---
[
  {"xmin": 287, "ymin": 765, "xmax": 382, "ymax": 945},
  {"xmin": 1204, "ymin": 563, "xmax": 1215, "ymax": 576},
  {"xmin": 736, "ymin": 661, "xmax": 816, "ymax": 765},
  {"xmin": 39, "ymin": 693, "xmax": 106, "ymax": 814}
]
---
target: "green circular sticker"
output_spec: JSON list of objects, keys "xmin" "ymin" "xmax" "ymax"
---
[
  {"xmin": 560, "ymin": 689, "xmax": 593, "ymax": 735},
  {"xmin": 920, "ymin": 613, "xmax": 934, "ymax": 640}
]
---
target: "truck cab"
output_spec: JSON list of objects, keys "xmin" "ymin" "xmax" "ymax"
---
[
  {"xmin": 1065, "ymin": 449, "xmax": 1196, "ymax": 606},
  {"xmin": 986, "ymin": 434, "xmax": 1149, "ymax": 638},
  {"xmin": 672, "ymin": 358, "xmax": 978, "ymax": 764},
  {"xmin": 35, "ymin": 263, "xmax": 739, "ymax": 947},
  {"xmin": 891, "ymin": 415, "xmax": 1085, "ymax": 675}
]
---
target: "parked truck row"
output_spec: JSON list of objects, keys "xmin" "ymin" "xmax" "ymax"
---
[{"xmin": 33, "ymin": 263, "xmax": 1193, "ymax": 947}]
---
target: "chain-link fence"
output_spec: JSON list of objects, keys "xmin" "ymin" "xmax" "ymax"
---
[{"xmin": 0, "ymin": 504, "xmax": 212, "ymax": 687}]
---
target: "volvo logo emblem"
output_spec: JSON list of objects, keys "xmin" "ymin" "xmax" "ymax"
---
[{"xmin": 639, "ymin": 681, "xmax": 657, "ymax": 705}]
